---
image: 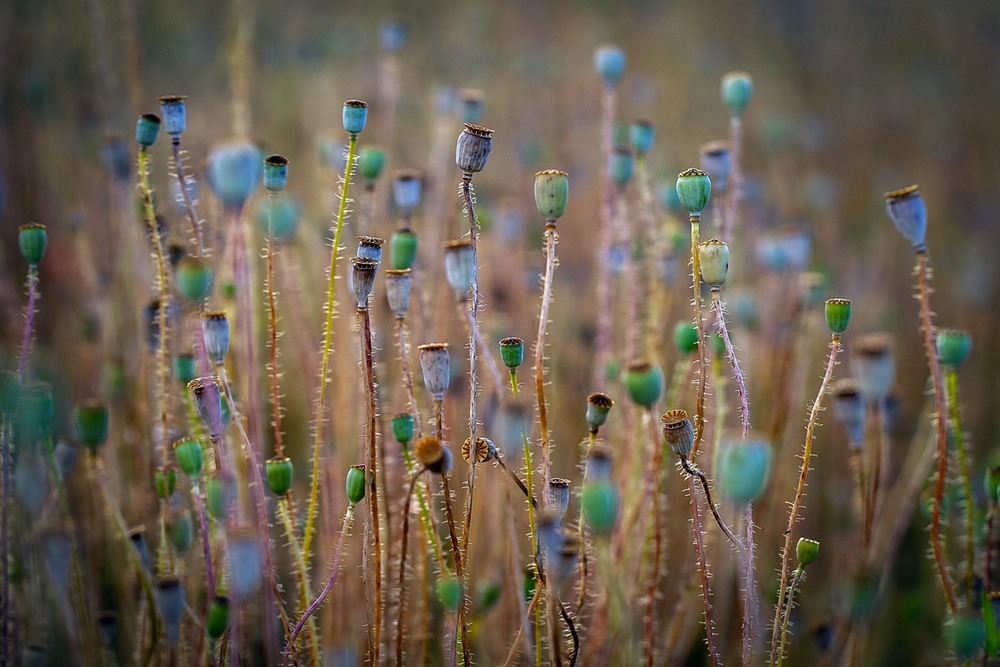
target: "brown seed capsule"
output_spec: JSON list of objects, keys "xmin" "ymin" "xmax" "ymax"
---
[
  {"xmin": 661, "ymin": 409, "xmax": 695, "ymax": 457},
  {"xmin": 462, "ymin": 436, "xmax": 496, "ymax": 464}
]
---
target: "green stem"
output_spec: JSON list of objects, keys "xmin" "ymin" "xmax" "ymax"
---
[
  {"xmin": 775, "ymin": 566, "xmax": 805, "ymax": 667},
  {"xmin": 278, "ymin": 498, "xmax": 319, "ymax": 665},
  {"xmin": 521, "ymin": 427, "xmax": 543, "ymax": 667},
  {"xmin": 690, "ymin": 214, "xmax": 708, "ymax": 458},
  {"xmin": 947, "ymin": 368, "xmax": 974, "ymax": 602}
]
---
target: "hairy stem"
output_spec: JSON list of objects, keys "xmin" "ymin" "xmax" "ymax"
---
[
  {"xmin": 712, "ymin": 291, "xmax": 750, "ymax": 437},
  {"xmin": 396, "ymin": 468, "xmax": 427, "ymax": 666},
  {"xmin": 396, "ymin": 318, "xmax": 424, "ymax": 440},
  {"xmin": 277, "ymin": 498, "xmax": 318, "ymax": 665},
  {"xmin": 690, "ymin": 214, "xmax": 708, "ymax": 457},
  {"xmin": 172, "ymin": 138, "xmax": 205, "ymax": 255},
  {"xmin": 535, "ymin": 223, "xmax": 559, "ymax": 500},
  {"xmin": 644, "ymin": 411, "xmax": 665, "ymax": 667},
  {"xmin": 687, "ymin": 474, "xmax": 720, "ymax": 666},
  {"xmin": 359, "ymin": 308, "xmax": 384, "ymax": 667},
  {"xmin": 947, "ymin": 368, "xmax": 974, "ymax": 602},
  {"xmin": 775, "ymin": 566, "xmax": 805, "ymax": 667},
  {"xmin": 17, "ymin": 268, "xmax": 39, "ymax": 381}
]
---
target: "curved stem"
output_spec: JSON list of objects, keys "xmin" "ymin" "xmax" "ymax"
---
[
  {"xmin": 681, "ymin": 457, "xmax": 748, "ymax": 561},
  {"xmin": 304, "ymin": 132, "xmax": 358, "ymax": 564},
  {"xmin": 690, "ymin": 214, "xmax": 708, "ymax": 457},
  {"xmin": 535, "ymin": 223, "xmax": 558, "ymax": 500},
  {"xmin": 712, "ymin": 291, "xmax": 750, "ymax": 437},
  {"xmin": 769, "ymin": 336, "xmax": 840, "ymax": 664},
  {"xmin": 277, "ymin": 498, "xmax": 318, "ymax": 665}
]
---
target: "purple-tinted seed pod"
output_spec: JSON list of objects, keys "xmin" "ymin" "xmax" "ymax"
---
[
  {"xmin": 342, "ymin": 100, "xmax": 369, "ymax": 135},
  {"xmin": 157, "ymin": 96, "xmax": 186, "ymax": 137},
  {"xmin": 53, "ymin": 439, "xmax": 79, "ymax": 482},
  {"xmin": 456, "ymin": 88, "xmax": 486, "ymax": 125},
  {"xmin": 392, "ymin": 169, "xmax": 423, "ymax": 216},
  {"xmin": 586, "ymin": 445, "xmax": 613, "ymax": 481},
  {"xmin": 385, "ymin": 269, "xmax": 412, "ymax": 318},
  {"xmin": 356, "ymin": 235, "xmax": 385, "ymax": 263},
  {"xmin": 188, "ymin": 376, "xmax": 225, "ymax": 441},
  {"xmin": 262, "ymin": 154, "xmax": 289, "ymax": 192},
  {"xmin": 227, "ymin": 529, "xmax": 264, "ymax": 601},
  {"xmin": 202, "ymin": 311, "xmax": 230, "ymax": 364},
  {"xmin": 885, "ymin": 185, "xmax": 927, "ymax": 252},
  {"xmin": 700, "ymin": 141, "xmax": 732, "ymax": 192},
  {"xmin": 456, "ymin": 123, "xmax": 494, "ymax": 174},
  {"xmin": 418, "ymin": 344, "xmax": 450, "ymax": 401},
  {"xmin": 850, "ymin": 334, "xmax": 894, "ymax": 405},
  {"xmin": 135, "ymin": 113, "xmax": 162, "ymax": 147},
  {"xmin": 129, "ymin": 526, "xmax": 150, "ymax": 572},
  {"xmin": 831, "ymin": 379, "xmax": 865, "ymax": 447},
  {"xmin": 548, "ymin": 478, "xmax": 571, "ymax": 521},
  {"xmin": 350, "ymin": 257, "xmax": 379, "ymax": 309},
  {"xmin": 206, "ymin": 141, "xmax": 263, "ymax": 210},
  {"xmin": 594, "ymin": 44, "xmax": 626, "ymax": 86},
  {"xmin": 379, "ymin": 17, "xmax": 410, "ymax": 53},
  {"xmin": 443, "ymin": 239, "xmax": 476, "ymax": 297},
  {"xmin": 154, "ymin": 577, "xmax": 186, "ymax": 644},
  {"xmin": 661, "ymin": 409, "xmax": 694, "ymax": 457},
  {"xmin": 42, "ymin": 530, "xmax": 72, "ymax": 599}
]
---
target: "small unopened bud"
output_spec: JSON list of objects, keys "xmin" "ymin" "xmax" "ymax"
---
[
  {"xmin": 676, "ymin": 168, "xmax": 712, "ymax": 214},
  {"xmin": 623, "ymin": 360, "xmax": 663, "ymax": 408},
  {"xmin": 586, "ymin": 392, "xmax": 614, "ymax": 432},
  {"xmin": 418, "ymin": 343, "xmax": 450, "ymax": 401},
  {"xmin": 443, "ymin": 239, "xmax": 476, "ymax": 297},
  {"xmin": 462, "ymin": 436, "xmax": 496, "ymax": 464},
  {"xmin": 661, "ymin": 409, "xmax": 694, "ymax": 457},
  {"xmin": 499, "ymin": 337, "xmax": 525, "ymax": 370},
  {"xmin": 262, "ymin": 154, "xmax": 289, "ymax": 192},
  {"xmin": 350, "ymin": 257, "xmax": 379, "ymax": 309},
  {"xmin": 202, "ymin": 312, "xmax": 230, "ymax": 364},
  {"xmin": 884, "ymin": 185, "xmax": 927, "ymax": 252},
  {"xmin": 796, "ymin": 537, "xmax": 820, "ymax": 566},
  {"xmin": 157, "ymin": 96, "xmax": 186, "ymax": 137},
  {"xmin": 346, "ymin": 464, "xmax": 367, "ymax": 506},
  {"xmin": 831, "ymin": 379, "xmax": 865, "ymax": 447},
  {"xmin": 721, "ymin": 71, "xmax": 753, "ymax": 116},
  {"xmin": 456, "ymin": 124, "xmax": 493, "ymax": 174},
  {"xmin": 850, "ymin": 334, "xmax": 894, "ymax": 404},
  {"xmin": 342, "ymin": 100, "xmax": 369, "ymax": 135},
  {"xmin": 936, "ymin": 328, "xmax": 972, "ymax": 368},
  {"xmin": 698, "ymin": 239, "xmax": 730, "ymax": 287},
  {"xmin": 534, "ymin": 169, "xmax": 569, "ymax": 220},
  {"xmin": 385, "ymin": 269, "xmax": 413, "ymax": 317}
]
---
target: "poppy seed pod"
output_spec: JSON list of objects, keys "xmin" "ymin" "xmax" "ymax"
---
[
  {"xmin": 850, "ymin": 334, "xmax": 895, "ymax": 405},
  {"xmin": 418, "ymin": 344, "xmax": 450, "ymax": 400},
  {"xmin": 885, "ymin": 185, "xmax": 927, "ymax": 252},
  {"xmin": 19, "ymin": 223, "xmax": 47, "ymax": 267},
  {"xmin": 698, "ymin": 239, "xmax": 730, "ymax": 287},
  {"xmin": 390, "ymin": 228, "xmax": 419, "ymax": 270},
  {"xmin": 391, "ymin": 413, "xmax": 415, "ymax": 445},
  {"xmin": 175, "ymin": 257, "xmax": 214, "ymax": 303},
  {"xmin": 700, "ymin": 141, "xmax": 733, "ymax": 192},
  {"xmin": 623, "ymin": 360, "xmax": 663, "ymax": 408},
  {"xmin": 661, "ymin": 409, "xmax": 695, "ymax": 457},
  {"xmin": 262, "ymin": 154, "xmax": 289, "ymax": 192},
  {"xmin": 157, "ymin": 96, "xmax": 186, "ymax": 137},
  {"xmin": 173, "ymin": 437, "xmax": 203, "ymax": 478},
  {"xmin": 356, "ymin": 235, "xmax": 385, "ymax": 263},
  {"xmin": 534, "ymin": 170, "xmax": 569, "ymax": 220},
  {"xmin": 499, "ymin": 337, "xmax": 525, "ymax": 370},
  {"xmin": 456, "ymin": 123, "xmax": 494, "ymax": 174},
  {"xmin": 443, "ymin": 239, "xmax": 476, "ymax": 297},
  {"xmin": 346, "ymin": 464, "xmax": 367, "ymax": 506},
  {"xmin": 188, "ymin": 377, "xmax": 225, "ymax": 441},
  {"xmin": 154, "ymin": 466, "xmax": 177, "ymax": 499},
  {"xmin": 676, "ymin": 168, "xmax": 712, "ymax": 214},
  {"xmin": 379, "ymin": 17, "xmax": 410, "ymax": 53},
  {"xmin": 227, "ymin": 530, "xmax": 264, "ymax": 601},
  {"xmin": 457, "ymin": 88, "xmax": 486, "ymax": 125},
  {"xmin": 718, "ymin": 440, "xmax": 773, "ymax": 503},
  {"xmin": 462, "ymin": 436, "xmax": 496, "ymax": 464},
  {"xmin": 359, "ymin": 147, "xmax": 386, "ymax": 185},
  {"xmin": 385, "ymin": 269, "xmax": 412, "ymax": 317},
  {"xmin": 73, "ymin": 400, "xmax": 109, "ymax": 451},
  {"xmin": 831, "ymin": 379, "xmax": 865, "ymax": 447},
  {"xmin": 581, "ymin": 480, "xmax": 619, "ymax": 536},
  {"xmin": 796, "ymin": 537, "xmax": 820, "ymax": 566},
  {"xmin": 594, "ymin": 44, "xmax": 626, "ymax": 86},
  {"xmin": 257, "ymin": 196, "xmax": 300, "ymax": 243},
  {"xmin": 629, "ymin": 120, "xmax": 655, "ymax": 155},
  {"xmin": 135, "ymin": 113, "xmax": 162, "ymax": 147},
  {"xmin": 937, "ymin": 328, "xmax": 972, "ymax": 368},
  {"xmin": 206, "ymin": 141, "xmax": 263, "ymax": 210},
  {"xmin": 586, "ymin": 393, "xmax": 614, "ymax": 432},
  {"xmin": 548, "ymin": 478, "xmax": 571, "ymax": 521},
  {"xmin": 206, "ymin": 596, "xmax": 231, "ymax": 640},
  {"xmin": 350, "ymin": 257, "xmax": 379, "ymax": 309},
  {"xmin": 154, "ymin": 578, "xmax": 186, "ymax": 644},
  {"xmin": 415, "ymin": 436, "xmax": 452, "ymax": 474},
  {"xmin": 97, "ymin": 611, "xmax": 118, "ymax": 647},
  {"xmin": 825, "ymin": 298, "xmax": 852, "ymax": 335},
  {"xmin": 609, "ymin": 146, "xmax": 635, "ymax": 188},
  {"xmin": 721, "ymin": 71, "xmax": 753, "ymax": 116},
  {"xmin": 205, "ymin": 476, "xmax": 230, "ymax": 519},
  {"xmin": 674, "ymin": 321, "xmax": 699, "ymax": 355},
  {"xmin": 586, "ymin": 445, "xmax": 613, "ymax": 481},
  {"xmin": 53, "ymin": 439, "xmax": 79, "ymax": 481},
  {"xmin": 202, "ymin": 312, "xmax": 230, "ymax": 364},
  {"xmin": 342, "ymin": 100, "xmax": 369, "ymax": 135},
  {"xmin": 392, "ymin": 169, "xmax": 422, "ymax": 215},
  {"xmin": 437, "ymin": 576, "xmax": 463, "ymax": 612},
  {"xmin": 166, "ymin": 508, "xmax": 194, "ymax": 553},
  {"xmin": 265, "ymin": 456, "xmax": 293, "ymax": 495},
  {"xmin": 129, "ymin": 527, "xmax": 150, "ymax": 571}
]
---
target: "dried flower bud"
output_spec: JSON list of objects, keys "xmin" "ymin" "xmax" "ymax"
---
[
  {"xmin": 831, "ymin": 379, "xmax": 865, "ymax": 447},
  {"xmin": 586, "ymin": 392, "xmax": 614, "ymax": 432},
  {"xmin": 129, "ymin": 527, "xmax": 150, "ymax": 571},
  {"xmin": 350, "ymin": 257, "xmax": 379, "ymax": 309},
  {"xmin": 385, "ymin": 269, "xmax": 412, "ymax": 317},
  {"xmin": 885, "ymin": 185, "xmax": 927, "ymax": 252},
  {"xmin": 661, "ymin": 409, "xmax": 694, "ymax": 457},
  {"xmin": 676, "ymin": 168, "xmax": 712, "ymax": 214},
  {"xmin": 157, "ymin": 96, "xmax": 186, "ymax": 137},
  {"xmin": 262, "ymin": 154, "xmax": 289, "ymax": 192},
  {"xmin": 698, "ymin": 239, "xmax": 730, "ymax": 287},
  {"xmin": 456, "ymin": 123, "xmax": 494, "ymax": 174},
  {"xmin": 418, "ymin": 344, "xmax": 450, "ymax": 400},
  {"xmin": 721, "ymin": 71, "xmax": 753, "ymax": 116},
  {"xmin": 594, "ymin": 44, "xmax": 626, "ymax": 86},
  {"xmin": 342, "ymin": 100, "xmax": 369, "ymax": 135},
  {"xmin": 443, "ymin": 239, "xmax": 476, "ymax": 297},
  {"xmin": 718, "ymin": 440, "xmax": 773, "ymax": 503},
  {"xmin": 623, "ymin": 360, "xmax": 663, "ymax": 408},
  {"xmin": 534, "ymin": 169, "xmax": 569, "ymax": 220}
]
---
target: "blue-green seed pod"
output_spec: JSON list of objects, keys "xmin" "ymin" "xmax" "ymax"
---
[
  {"xmin": 392, "ymin": 170, "xmax": 422, "ymax": 215},
  {"xmin": 534, "ymin": 170, "xmax": 569, "ymax": 220},
  {"xmin": 721, "ymin": 71, "xmax": 753, "ymax": 116},
  {"xmin": 832, "ymin": 380, "xmax": 865, "ymax": 448},
  {"xmin": 205, "ymin": 476, "xmax": 227, "ymax": 519},
  {"xmin": 379, "ymin": 17, "xmax": 410, "ymax": 53},
  {"xmin": 174, "ymin": 354, "xmax": 197, "ymax": 385},
  {"xmin": 629, "ymin": 120, "xmax": 654, "ymax": 155},
  {"xmin": 262, "ymin": 154, "xmax": 289, "ymax": 192},
  {"xmin": 18, "ymin": 223, "xmax": 47, "ymax": 267},
  {"xmin": 659, "ymin": 181, "xmax": 682, "ymax": 213},
  {"xmin": 850, "ymin": 334, "xmax": 894, "ymax": 405},
  {"xmin": 17, "ymin": 384, "xmax": 54, "ymax": 444},
  {"xmin": 342, "ymin": 100, "xmax": 368, "ymax": 135},
  {"xmin": 350, "ymin": 257, "xmax": 379, "ymax": 309},
  {"xmin": 499, "ymin": 337, "xmax": 525, "ymax": 370},
  {"xmin": 581, "ymin": 480, "xmax": 619, "ymax": 536},
  {"xmin": 436, "ymin": 575, "xmax": 462, "ymax": 612},
  {"xmin": 173, "ymin": 437, "xmax": 203, "ymax": 478},
  {"xmin": 700, "ymin": 141, "xmax": 732, "ymax": 192},
  {"xmin": 936, "ymin": 328, "xmax": 972, "ymax": 368},
  {"xmin": 824, "ymin": 298, "xmax": 852, "ymax": 335},
  {"xmin": 135, "ymin": 113, "xmax": 162, "ymax": 147},
  {"xmin": 129, "ymin": 527, "xmax": 150, "ymax": 571},
  {"xmin": 698, "ymin": 239, "xmax": 730, "ymax": 287},
  {"xmin": 586, "ymin": 393, "xmax": 614, "ymax": 432},
  {"xmin": 157, "ymin": 96, "xmax": 186, "ymax": 137},
  {"xmin": 265, "ymin": 456, "xmax": 293, "ymax": 495},
  {"xmin": 206, "ymin": 595, "xmax": 231, "ymax": 639},
  {"xmin": 356, "ymin": 236, "xmax": 385, "ymax": 263},
  {"xmin": 456, "ymin": 124, "xmax": 494, "ymax": 174},
  {"xmin": 346, "ymin": 464, "xmax": 367, "ymax": 505},
  {"xmin": 391, "ymin": 413, "xmax": 415, "ymax": 445},
  {"xmin": 227, "ymin": 531, "xmax": 263, "ymax": 601},
  {"xmin": 175, "ymin": 257, "xmax": 214, "ymax": 303},
  {"xmin": 390, "ymin": 228, "xmax": 418, "ymax": 270},
  {"xmin": 593, "ymin": 45, "xmax": 626, "ymax": 86},
  {"xmin": 457, "ymin": 88, "xmax": 486, "ymax": 125},
  {"xmin": 476, "ymin": 579, "xmax": 501, "ymax": 612},
  {"xmin": 674, "ymin": 321, "xmax": 699, "ymax": 355},
  {"xmin": 884, "ymin": 185, "xmax": 927, "ymax": 252},
  {"xmin": 359, "ymin": 148, "xmax": 386, "ymax": 185},
  {"xmin": 257, "ymin": 196, "xmax": 300, "ymax": 243},
  {"xmin": 609, "ymin": 147, "xmax": 634, "ymax": 188},
  {"xmin": 795, "ymin": 537, "xmax": 820, "ymax": 566},
  {"xmin": 154, "ymin": 578, "xmax": 185, "ymax": 644},
  {"xmin": 206, "ymin": 142, "xmax": 263, "ymax": 210},
  {"xmin": 74, "ymin": 400, "xmax": 109, "ymax": 451},
  {"xmin": 202, "ymin": 312, "xmax": 230, "ymax": 365},
  {"xmin": 947, "ymin": 615, "xmax": 986, "ymax": 661},
  {"xmin": 718, "ymin": 440, "xmax": 773, "ymax": 503},
  {"xmin": 155, "ymin": 466, "xmax": 177, "ymax": 499},
  {"xmin": 443, "ymin": 239, "xmax": 476, "ymax": 297},
  {"xmin": 385, "ymin": 269, "xmax": 412, "ymax": 317},
  {"xmin": 661, "ymin": 409, "xmax": 694, "ymax": 457},
  {"xmin": 676, "ymin": 168, "xmax": 712, "ymax": 214},
  {"xmin": 623, "ymin": 360, "xmax": 663, "ymax": 408},
  {"xmin": 166, "ymin": 509, "xmax": 194, "ymax": 553}
]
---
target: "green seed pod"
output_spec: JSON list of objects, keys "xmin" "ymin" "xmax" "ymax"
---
[
  {"xmin": 342, "ymin": 100, "xmax": 368, "ymax": 135},
  {"xmin": 581, "ymin": 480, "xmax": 619, "ymax": 537},
  {"xmin": 676, "ymin": 168, "xmax": 712, "ymax": 214},
  {"xmin": 608, "ymin": 147, "xmax": 634, "ymax": 188},
  {"xmin": 985, "ymin": 467, "xmax": 1000, "ymax": 506},
  {"xmin": 74, "ymin": 400, "xmax": 110, "ymax": 451},
  {"xmin": 173, "ymin": 437, "xmax": 203, "ymax": 479},
  {"xmin": 257, "ymin": 196, "xmax": 301, "ymax": 243},
  {"xmin": 534, "ymin": 169, "xmax": 569, "ymax": 220},
  {"xmin": 629, "ymin": 120, "xmax": 654, "ymax": 156},
  {"xmin": 698, "ymin": 239, "xmax": 730, "ymax": 287},
  {"xmin": 586, "ymin": 392, "xmax": 614, "ymax": 432},
  {"xmin": 262, "ymin": 154, "xmax": 289, "ymax": 192},
  {"xmin": 718, "ymin": 440, "xmax": 773, "ymax": 503},
  {"xmin": 623, "ymin": 360, "xmax": 663, "ymax": 408},
  {"xmin": 175, "ymin": 257, "xmax": 215, "ymax": 303},
  {"xmin": 795, "ymin": 537, "xmax": 820, "ymax": 566},
  {"xmin": 947, "ymin": 615, "xmax": 986, "ymax": 661},
  {"xmin": 166, "ymin": 509, "xmax": 194, "ymax": 553},
  {"xmin": 135, "ymin": 113, "xmax": 162, "ymax": 147},
  {"xmin": 436, "ymin": 575, "xmax": 462, "ymax": 612},
  {"xmin": 205, "ymin": 595, "xmax": 231, "ymax": 639},
  {"xmin": 18, "ymin": 222, "xmax": 47, "ymax": 267},
  {"xmin": 173, "ymin": 354, "xmax": 197, "ymax": 385},
  {"xmin": 346, "ymin": 464, "xmax": 366, "ymax": 506},
  {"xmin": 936, "ymin": 328, "xmax": 972, "ymax": 368},
  {"xmin": 824, "ymin": 298, "xmax": 852, "ymax": 335},
  {"xmin": 358, "ymin": 147, "xmax": 386, "ymax": 185},
  {"xmin": 661, "ymin": 409, "xmax": 694, "ymax": 457},
  {"xmin": 390, "ymin": 228, "xmax": 418, "ymax": 270},
  {"xmin": 265, "ymin": 456, "xmax": 294, "ymax": 495},
  {"xmin": 391, "ymin": 413, "xmax": 415, "ymax": 445},
  {"xmin": 721, "ymin": 71, "xmax": 753, "ymax": 116},
  {"xmin": 205, "ymin": 476, "xmax": 226, "ymax": 519},
  {"xmin": 499, "ymin": 337, "xmax": 525, "ymax": 370},
  {"xmin": 674, "ymin": 321, "xmax": 699, "ymax": 355},
  {"xmin": 155, "ymin": 466, "xmax": 177, "ymax": 499},
  {"xmin": 456, "ymin": 124, "xmax": 494, "ymax": 174},
  {"xmin": 476, "ymin": 579, "xmax": 501, "ymax": 613},
  {"xmin": 17, "ymin": 383, "xmax": 54, "ymax": 443}
]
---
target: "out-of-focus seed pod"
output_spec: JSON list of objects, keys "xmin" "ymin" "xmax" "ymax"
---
[
  {"xmin": 257, "ymin": 196, "xmax": 300, "ymax": 243},
  {"xmin": 174, "ymin": 353, "xmax": 197, "ymax": 385},
  {"xmin": 206, "ymin": 595, "xmax": 231, "ymax": 639},
  {"xmin": 548, "ymin": 478, "xmax": 571, "ymax": 521},
  {"xmin": 721, "ymin": 71, "xmax": 753, "ymax": 116},
  {"xmin": 129, "ymin": 527, "xmax": 150, "ymax": 572},
  {"xmin": 166, "ymin": 508, "xmax": 194, "ymax": 553},
  {"xmin": 415, "ymin": 436, "xmax": 453, "ymax": 475},
  {"xmin": 594, "ymin": 45, "xmax": 626, "ymax": 86},
  {"xmin": 157, "ymin": 96, "xmax": 186, "ymax": 137},
  {"xmin": 586, "ymin": 445, "xmax": 613, "ymax": 481},
  {"xmin": 609, "ymin": 146, "xmax": 634, "ymax": 189},
  {"xmin": 674, "ymin": 321, "xmax": 699, "ymax": 355},
  {"xmin": 581, "ymin": 480, "xmax": 619, "ymax": 536},
  {"xmin": 456, "ymin": 124, "xmax": 493, "ymax": 174},
  {"xmin": 175, "ymin": 257, "xmax": 214, "ymax": 303},
  {"xmin": 831, "ymin": 379, "xmax": 865, "ymax": 447},
  {"xmin": 227, "ymin": 530, "xmax": 263, "ymax": 601},
  {"xmin": 850, "ymin": 334, "xmax": 894, "ymax": 405},
  {"xmin": 173, "ymin": 437, "xmax": 203, "ymax": 479},
  {"xmin": 202, "ymin": 312, "xmax": 230, "ymax": 364},
  {"xmin": 623, "ymin": 360, "xmax": 663, "ymax": 408},
  {"xmin": 392, "ymin": 169, "xmax": 422, "ymax": 216},
  {"xmin": 661, "ymin": 409, "xmax": 695, "ymax": 457},
  {"xmin": 385, "ymin": 268, "xmax": 412, "ymax": 317},
  {"xmin": 206, "ymin": 141, "xmax": 263, "ymax": 210},
  {"xmin": 443, "ymin": 239, "xmax": 476, "ymax": 297},
  {"xmin": 53, "ymin": 439, "xmax": 78, "ymax": 481},
  {"xmin": 379, "ymin": 17, "xmax": 410, "ymax": 53},
  {"xmin": 155, "ymin": 466, "xmax": 177, "ymax": 499},
  {"xmin": 359, "ymin": 147, "xmax": 386, "ymax": 186},
  {"xmin": 718, "ymin": 440, "xmax": 773, "ymax": 503},
  {"xmin": 436, "ymin": 575, "xmax": 462, "ymax": 612},
  {"xmin": 74, "ymin": 401, "xmax": 109, "ymax": 451},
  {"xmin": 629, "ymin": 120, "xmax": 654, "ymax": 156},
  {"xmin": 936, "ymin": 328, "xmax": 972, "ymax": 368},
  {"xmin": 457, "ymin": 88, "xmax": 486, "ymax": 125},
  {"xmin": 154, "ymin": 577, "xmax": 186, "ymax": 644},
  {"xmin": 884, "ymin": 185, "xmax": 927, "ymax": 252},
  {"xmin": 700, "ymin": 141, "xmax": 732, "ymax": 192}
]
